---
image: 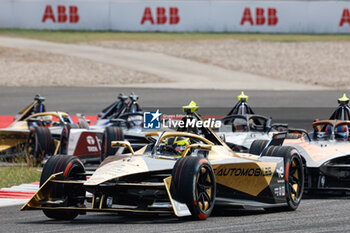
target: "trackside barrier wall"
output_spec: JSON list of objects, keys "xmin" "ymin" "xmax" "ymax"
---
[{"xmin": 0, "ymin": 0, "xmax": 350, "ymax": 33}]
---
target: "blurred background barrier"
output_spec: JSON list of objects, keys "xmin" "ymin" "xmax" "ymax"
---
[{"xmin": 0, "ymin": 0, "xmax": 350, "ymax": 33}]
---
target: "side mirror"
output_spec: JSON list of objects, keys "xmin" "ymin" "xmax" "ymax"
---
[
  {"xmin": 111, "ymin": 141, "xmax": 134, "ymax": 155},
  {"xmin": 219, "ymin": 134, "xmax": 226, "ymax": 142}
]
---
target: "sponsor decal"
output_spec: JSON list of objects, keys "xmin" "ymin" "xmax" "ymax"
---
[
  {"xmin": 86, "ymin": 136, "xmax": 95, "ymax": 145},
  {"xmin": 106, "ymin": 197, "xmax": 113, "ymax": 208},
  {"xmin": 141, "ymin": 7, "xmax": 180, "ymax": 25},
  {"xmin": 340, "ymin": 8, "xmax": 350, "ymax": 26},
  {"xmin": 276, "ymin": 166, "xmax": 284, "ymax": 178},
  {"xmin": 42, "ymin": 5, "xmax": 79, "ymax": 23},
  {"xmin": 87, "ymin": 146, "xmax": 98, "ymax": 152},
  {"xmin": 213, "ymin": 163, "xmax": 277, "ymax": 196},
  {"xmin": 215, "ymin": 167, "xmax": 272, "ymax": 177},
  {"xmin": 73, "ymin": 132, "xmax": 100, "ymax": 156},
  {"xmin": 240, "ymin": 8, "xmax": 278, "ymax": 26},
  {"xmin": 86, "ymin": 135, "xmax": 98, "ymax": 152},
  {"xmin": 274, "ymin": 186, "xmax": 285, "ymax": 197}
]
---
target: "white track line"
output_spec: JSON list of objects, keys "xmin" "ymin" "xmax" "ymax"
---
[
  {"xmin": 1, "ymin": 184, "xmax": 39, "ymax": 192},
  {"xmin": 0, "ymin": 183, "xmax": 39, "ymax": 207}
]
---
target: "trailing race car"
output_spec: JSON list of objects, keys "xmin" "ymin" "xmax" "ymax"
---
[
  {"xmin": 21, "ymin": 102, "xmax": 304, "ymax": 220},
  {"xmin": 249, "ymin": 94, "xmax": 350, "ymax": 194},
  {"xmin": 94, "ymin": 92, "xmax": 142, "ymax": 126},
  {"xmin": 219, "ymin": 92, "xmax": 289, "ymax": 152},
  {"xmin": 0, "ymin": 94, "xmax": 74, "ymax": 164},
  {"xmin": 58, "ymin": 93, "xmax": 147, "ymax": 163}
]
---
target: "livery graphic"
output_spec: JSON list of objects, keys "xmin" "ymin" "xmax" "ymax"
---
[{"xmin": 213, "ymin": 163, "xmax": 276, "ymax": 196}]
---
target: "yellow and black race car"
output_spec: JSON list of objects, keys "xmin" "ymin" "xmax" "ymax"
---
[
  {"xmin": 21, "ymin": 103, "xmax": 304, "ymax": 220},
  {"xmin": 0, "ymin": 94, "xmax": 74, "ymax": 164}
]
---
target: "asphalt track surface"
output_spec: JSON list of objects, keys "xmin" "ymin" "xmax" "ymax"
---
[
  {"xmin": 0, "ymin": 87, "xmax": 345, "ymax": 129},
  {"xmin": 3, "ymin": 196, "xmax": 350, "ymax": 233},
  {"xmin": 2, "ymin": 87, "xmax": 350, "ymax": 232}
]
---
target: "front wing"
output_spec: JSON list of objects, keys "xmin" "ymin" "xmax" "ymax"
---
[{"xmin": 22, "ymin": 168, "xmax": 290, "ymax": 217}]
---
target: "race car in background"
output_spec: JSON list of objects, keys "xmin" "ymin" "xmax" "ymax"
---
[
  {"xmin": 0, "ymin": 94, "xmax": 75, "ymax": 164},
  {"xmin": 218, "ymin": 92, "xmax": 290, "ymax": 152},
  {"xmin": 249, "ymin": 94, "xmax": 350, "ymax": 194},
  {"xmin": 58, "ymin": 93, "xmax": 148, "ymax": 163},
  {"xmin": 94, "ymin": 92, "xmax": 142, "ymax": 126},
  {"xmin": 22, "ymin": 102, "xmax": 304, "ymax": 221}
]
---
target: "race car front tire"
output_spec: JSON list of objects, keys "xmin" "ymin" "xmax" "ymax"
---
[
  {"xmin": 171, "ymin": 157, "xmax": 216, "ymax": 220},
  {"xmin": 26, "ymin": 127, "xmax": 54, "ymax": 165},
  {"xmin": 40, "ymin": 154, "xmax": 86, "ymax": 220},
  {"xmin": 58, "ymin": 124, "xmax": 72, "ymax": 155},
  {"xmin": 101, "ymin": 126, "xmax": 124, "ymax": 161}
]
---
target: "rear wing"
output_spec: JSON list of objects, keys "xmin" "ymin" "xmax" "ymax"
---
[
  {"xmin": 268, "ymin": 132, "xmax": 287, "ymax": 146},
  {"xmin": 259, "ymin": 132, "xmax": 287, "ymax": 158},
  {"xmin": 15, "ymin": 94, "xmax": 46, "ymax": 122}
]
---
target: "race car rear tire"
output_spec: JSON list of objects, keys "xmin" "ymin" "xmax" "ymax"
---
[
  {"xmin": 26, "ymin": 127, "xmax": 54, "ymax": 165},
  {"xmin": 171, "ymin": 157, "xmax": 216, "ymax": 220},
  {"xmin": 249, "ymin": 140, "xmax": 269, "ymax": 155},
  {"xmin": 101, "ymin": 126, "xmax": 124, "ymax": 161},
  {"xmin": 58, "ymin": 123, "xmax": 78, "ymax": 155},
  {"xmin": 262, "ymin": 146, "xmax": 304, "ymax": 211},
  {"xmin": 40, "ymin": 154, "xmax": 86, "ymax": 220},
  {"xmin": 59, "ymin": 124, "xmax": 72, "ymax": 155}
]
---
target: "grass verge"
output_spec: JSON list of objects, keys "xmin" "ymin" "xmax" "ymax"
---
[
  {"xmin": 0, "ymin": 166, "xmax": 41, "ymax": 189},
  {"xmin": 0, "ymin": 29, "xmax": 350, "ymax": 43}
]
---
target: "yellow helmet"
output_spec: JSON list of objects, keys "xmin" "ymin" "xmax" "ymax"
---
[{"xmin": 165, "ymin": 136, "xmax": 191, "ymax": 155}]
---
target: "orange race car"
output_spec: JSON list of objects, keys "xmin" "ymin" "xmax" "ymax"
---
[{"xmin": 249, "ymin": 94, "xmax": 350, "ymax": 194}]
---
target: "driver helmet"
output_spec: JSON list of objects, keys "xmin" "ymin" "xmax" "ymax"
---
[
  {"xmin": 42, "ymin": 115, "xmax": 52, "ymax": 121},
  {"xmin": 335, "ymin": 125, "xmax": 349, "ymax": 141},
  {"xmin": 165, "ymin": 136, "xmax": 191, "ymax": 155},
  {"xmin": 314, "ymin": 124, "xmax": 332, "ymax": 140},
  {"xmin": 325, "ymin": 125, "xmax": 332, "ymax": 135},
  {"xmin": 233, "ymin": 118, "xmax": 248, "ymax": 131}
]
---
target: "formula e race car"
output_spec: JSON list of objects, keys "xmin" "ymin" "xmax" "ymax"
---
[
  {"xmin": 249, "ymin": 94, "xmax": 350, "ymax": 194},
  {"xmin": 21, "ymin": 102, "xmax": 304, "ymax": 220},
  {"xmin": 58, "ymin": 93, "xmax": 147, "ymax": 163},
  {"xmin": 0, "ymin": 94, "xmax": 74, "ymax": 164},
  {"xmin": 94, "ymin": 92, "xmax": 142, "ymax": 127},
  {"xmin": 218, "ymin": 92, "xmax": 289, "ymax": 152}
]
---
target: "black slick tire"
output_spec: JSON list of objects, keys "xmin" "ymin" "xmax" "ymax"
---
[
  {"xmin": 262, "ymin": 146, "xmax": 304, "ymax": 211},
  {"xmin": 171, "ymin": 157, "xmax": 216, "ymax": 220},
  {"xmin": 100, "ymin": 127, "xmax": 124, "ymax": 161},
  {"xmin": 26, "ymin": 127, "xmax": 54, "ymax": 165},
  {"xmin": 249, "ymin": 140, "xmax": 269, "ymax": 155},
  {"xmin": 40, "ymin": 154, "xmax": 86, "ymax": 220}
]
